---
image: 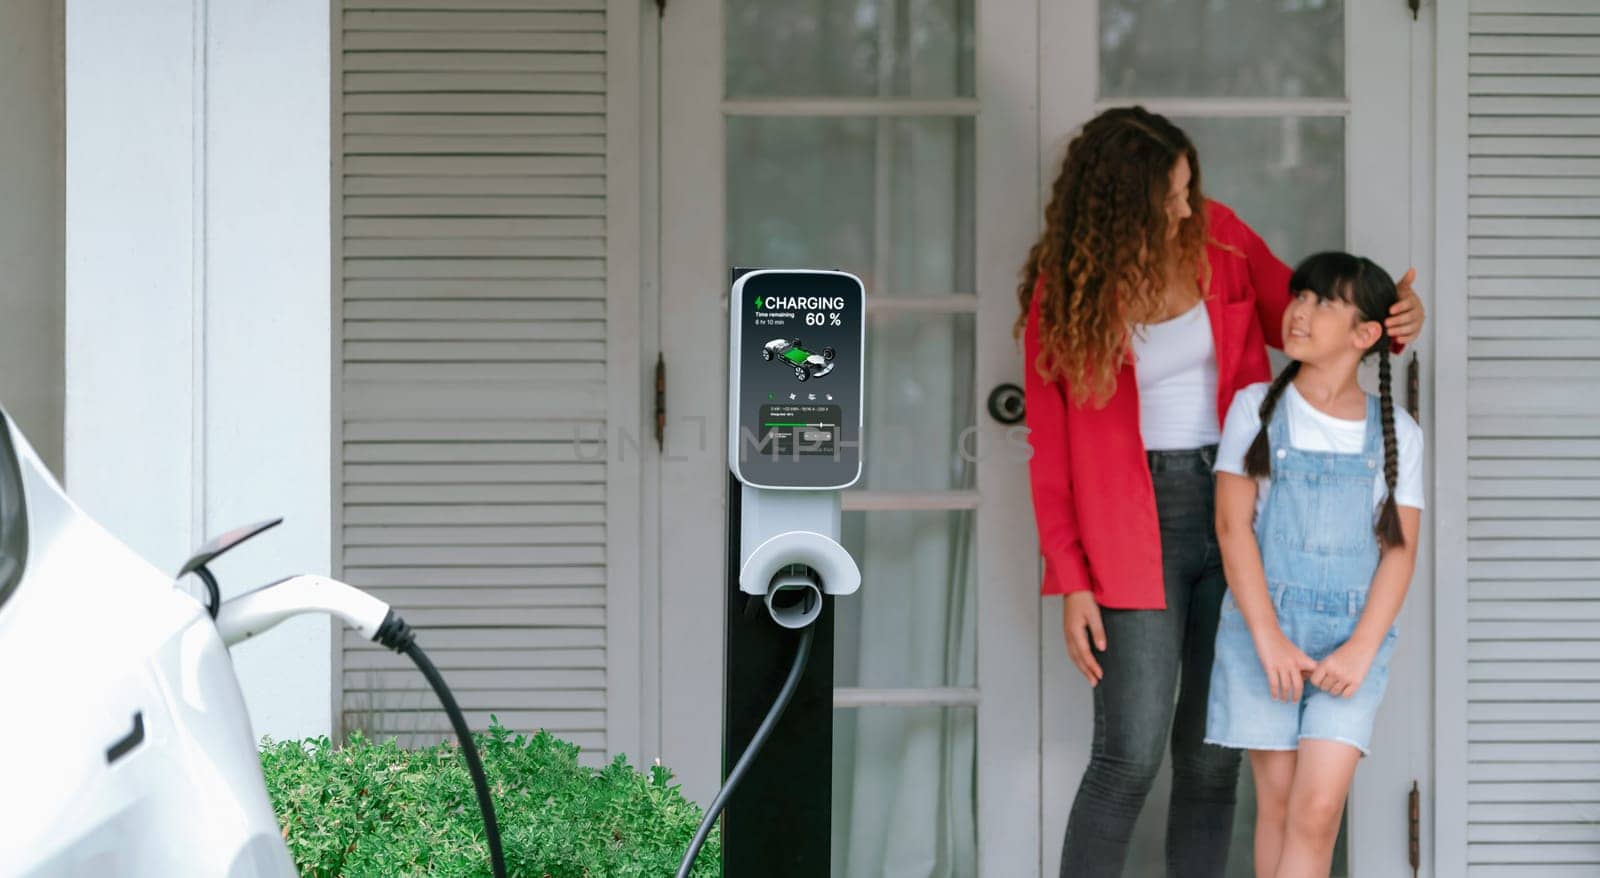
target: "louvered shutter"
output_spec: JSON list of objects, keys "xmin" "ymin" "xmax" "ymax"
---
[
  {"xmin": 334, "ymin": 0, "xmax": 629, "ymax": 762},
  {"xmin": 1460, "ymin": 2, "xmax": 1600, "ymax": 872}
]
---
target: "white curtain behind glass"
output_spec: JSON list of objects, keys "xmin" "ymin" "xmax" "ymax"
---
[{"xmin": 831, "ymin": 116, "xmax": 979, "ymax": 876}]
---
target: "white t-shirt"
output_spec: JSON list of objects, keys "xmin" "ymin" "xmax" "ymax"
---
[
  {"xmin": 1132, "ymin": 302, "xmax": 1221, "ymax": 451},
  {"xmin": 1215, "ymin": 381, "xmax": 1425, "ymax": 522}
]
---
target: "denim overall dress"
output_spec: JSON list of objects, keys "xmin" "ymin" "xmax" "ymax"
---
[{"xmin": 1205, "ymin": 394, "xmax": 1398, "ymax": 755}]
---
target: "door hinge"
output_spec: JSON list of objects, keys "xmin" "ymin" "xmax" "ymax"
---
[
  {"xmin": 655, "ymin": 0, "xmax": 666, "ymax": 16},
  {"xmin": 654, "ymin": 352, "xmax": 666, "ymax": 450},
  {"xmin": 1406, "ymin": 351, "xmax": 1420, "ymax": 422},
  {"xmin": 1408, "ymin": 0, "xmax": 1420, "ymax": 20},
  {"xmin": 1409, "ymin": 780, "xmax": 1420, "ymax": 876}
]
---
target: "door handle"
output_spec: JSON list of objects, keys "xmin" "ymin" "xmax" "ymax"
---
[
  {"xmin": 987, "ymin": 383, "xmax": 1026, "ymax": 425},
  {"xmin": 106, "ymin": 711, "xmax": 145, "ymax": 765}
]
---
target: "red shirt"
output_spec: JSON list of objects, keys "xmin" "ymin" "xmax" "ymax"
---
[{"xmin": 1023, "ymin": 201, "xmax": 1290, "ymax": 609}]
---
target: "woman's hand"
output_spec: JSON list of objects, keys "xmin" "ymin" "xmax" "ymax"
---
[
  {"xmin": 1310, "ymin": 640, "xmax": 1378, "ymax": 698},
  {"xmin": 1253, "ymin": 628, "xmax": 1317, "ymax": 702},
  {"xmin": 1062, "ymin": 591, "xmax": 1106, "ymax": 687},
  {"xmin": 1386, "ymin": 267, "xmax": 1425, "ymax": 347}
]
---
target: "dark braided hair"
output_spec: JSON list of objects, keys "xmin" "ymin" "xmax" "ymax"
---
[
  {"xmin": 1243, "ymin": 361, "xmax": 1300, "ymax": 478},
  {"xmin": 1243, "ymin": 252, "xmax": 1405, "ymax": 548},
  {"xmin": 1375, "ymin": 348, "xmax": 1403, "ymax": 547}
]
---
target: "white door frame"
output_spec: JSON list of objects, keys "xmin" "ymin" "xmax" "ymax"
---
[
  {"xmin": 974, "ymin": 0, "xmax": 1046, "ymax": 871},
  {"xmin": 1430, "ymin": 1, "xmax": 1468, "ymax": 875},
  {"xmin": 1038, "ymin": 2, "xmax": 1436, "ymax": 875},
  {"xmin": 657, "ymin": 0, "xmax": 727, "ymax": 813},
  {"xmin": 658, "ymin": 0, "xmax": 1044, "ymax": 872}
]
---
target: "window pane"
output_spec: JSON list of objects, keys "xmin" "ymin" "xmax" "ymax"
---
[
  {"xmin": 836, "ymin": 509, "xmax": 976, "ymax": 688},
  {"xmin": 1178, "ymin": 115, "xmax": 1345, "ymax": 260},
  {"xmin": 726, "ymin": 115, "xmax": 975, "ymax": 296},
  {"xmin": 833, "ymin": 705, "xmax": 976, "ymax": 877},
  {"xmin": 1100, "ymin": 0, "xmax": 1344, "ymax": 99},
  {"xmin": 853, "ymin": 312, "xmax": 976, "ymax": 492},
  {"xmin": 727, "ymin": 0, "xmax": 975, "ymax": 98}
]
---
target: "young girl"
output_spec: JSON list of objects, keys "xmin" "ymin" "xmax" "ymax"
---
[{"xmin": 1205, "ymin": 252, "xmax": 1425, "ymax": 878}]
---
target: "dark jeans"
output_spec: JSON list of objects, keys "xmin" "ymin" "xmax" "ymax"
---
[{"xmin": 1060, "ymin": 446, "xmax": 1241, "ymax": 878}]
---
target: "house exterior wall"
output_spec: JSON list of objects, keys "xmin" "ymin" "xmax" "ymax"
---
[
  {"xmin": 64, "ymin": 0, "xmax": 333, "ymax": 742},
  {"xmin": 51, "ymin": 1, "xmax": 1600, "ymax": 872},
  {"xmin": 0, "ymin": 0, "xmax": 64, "ymax": 475},
  {"xmin": 1435, "ymin": 3, "xmax": 1600, "ymax": 874}
]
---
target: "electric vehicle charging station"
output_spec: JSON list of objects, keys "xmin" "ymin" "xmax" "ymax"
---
[
  {"xmin": 1, "ymin": 266, "xmax": 862, "ymax": 877},
  {"xmin": 682, "ymin": 268, "xmax": 865, "ymax": 876}
]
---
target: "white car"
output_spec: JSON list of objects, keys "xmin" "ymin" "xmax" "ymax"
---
[{"xmin": 0, "ymin": 405, "xmax": 503, "ymax": 877}]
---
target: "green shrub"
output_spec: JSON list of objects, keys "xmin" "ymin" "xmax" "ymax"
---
[{"xmin": 259, "ymin": 722, "xmax": 720, "ymax": 877}]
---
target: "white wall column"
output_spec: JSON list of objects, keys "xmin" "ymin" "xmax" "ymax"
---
[
  {"xmin": 0, "ymin": 0, "xmax": 64, "ymax": 475},
  {"xmin": 66, "ymin": 0, "xmax": 333, "ymax": 742}
]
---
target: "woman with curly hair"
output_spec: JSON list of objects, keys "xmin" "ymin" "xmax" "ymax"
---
[{"xmin": 1018, "ymin": 106, "xmax": 1424, "ymax": 877}]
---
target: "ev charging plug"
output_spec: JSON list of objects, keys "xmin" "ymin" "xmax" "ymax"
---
[
  {"xmin": 764, "ymin": 567, "xmax": 822, "ymax": 629},
  {"xmin": 210, "ymin": 572, "xmax": 507, "ymax": 878},
  {"xmin": 214, "ymin": 574, "xmax": 389, "ymax": 647}
]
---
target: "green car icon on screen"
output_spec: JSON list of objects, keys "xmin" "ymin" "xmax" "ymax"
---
[{"xmin": 762, "ymin": 338, "xmax": 836, "ymax": 382}]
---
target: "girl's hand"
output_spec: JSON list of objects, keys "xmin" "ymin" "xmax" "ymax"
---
[
  {"xmin": 1310, "ymin": 641, "xmax": 1378, "ymax": 698},
  {"xmin": 1062, "ymin": 591, "xmax": 1106, "ymax": 687},
  {"xmin": 1253, "ymin": 629, "xmax": 1318, "ymax": 703},
  {"xmin": 1387, "ymin": 267, "xmax": 1425, "ymax": 347}
]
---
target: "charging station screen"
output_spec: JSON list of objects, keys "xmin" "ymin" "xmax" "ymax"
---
[{"xmin": 732, "ymin": 271, "xmax": 863, "ymax": 489}]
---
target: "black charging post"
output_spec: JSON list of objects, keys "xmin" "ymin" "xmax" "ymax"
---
[
  {"xmin": 722, "ymin": 473, "xmax": 836, "ymax": 876},
  {"xmin": 718, "ymin": 267, "xmax": 866, "ymax": 876}
]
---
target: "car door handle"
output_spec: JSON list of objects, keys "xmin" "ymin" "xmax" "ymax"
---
[{"xmin": 106, "ymin": 711, "xmax": 145, "ymax": 765}]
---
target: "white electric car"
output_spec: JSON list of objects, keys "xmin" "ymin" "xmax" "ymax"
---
[
  {"xmin": 0, "ymin": 405, "xmax": 504, "ymax": 877},
  {"xmin": 0, "ymin": 407, "xmax": 300, "ymax": 875}
]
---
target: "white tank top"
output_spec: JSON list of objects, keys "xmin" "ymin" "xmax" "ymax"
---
[{"xmin": 1131, "ymin": 302, "xmax": 1221, "ymax": 451}]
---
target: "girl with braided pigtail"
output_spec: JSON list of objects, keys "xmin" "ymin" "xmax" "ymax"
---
[{"xmin": 1206, "ymin": 252, "xmax": 1425, "ymax": 878}]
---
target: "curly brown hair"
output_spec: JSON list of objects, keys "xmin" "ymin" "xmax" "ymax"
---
[{"xmin": 1015, "ymin": 106, "xmax": 1209, "ymax": 406}]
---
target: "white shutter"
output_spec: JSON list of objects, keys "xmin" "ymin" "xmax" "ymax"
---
[
  {"xmin": 1460, "ymin": 2, "xmax": 1600, "ymax": 873},
  {"xmin": 333, "ymin": 0, "xmax": 637, "ymax": 763}
]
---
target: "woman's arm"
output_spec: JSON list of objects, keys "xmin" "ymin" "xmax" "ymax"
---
[
  {"xmin": 1233, "ymin": 211, "xmax": 1425, "ymax": 349},
  {"xmin": 1023, "ymin": 298, "xmax": 1108, "ymax": 686},
  {"xmin": 1022, "ymin": 299, "xmax": 1092, "ymax": 597},
  {"xmin": 1216, "ymin": 472, "xmax": 1316, "ymax": 701},
  {"xmin": 1310, "ymin": 506, "xmax": 1422, "ymax": 697}
]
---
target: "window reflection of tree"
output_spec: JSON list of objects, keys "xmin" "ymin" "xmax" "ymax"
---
[{"xmin": 1100, "ymin": 0, "xmax": 1344, "ymax": 99}]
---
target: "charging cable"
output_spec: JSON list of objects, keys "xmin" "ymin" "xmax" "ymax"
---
[
  {"xmin": 674, "ymin": 619, "xmax": 816, "ymax": 878},
  {"xmin": 374, "ymin": 613, "xmax": 506, "ymax": 878},
  {"xmin": 216, "ymin": 576, "xmax": 506, "ymax": 878}
]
